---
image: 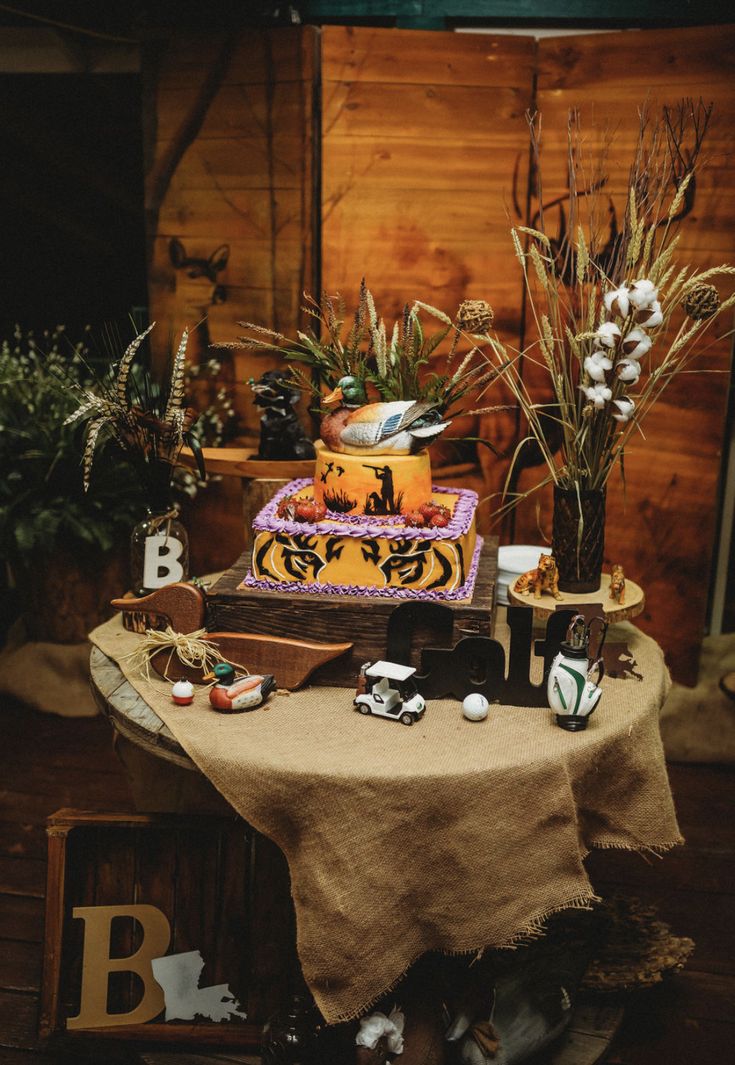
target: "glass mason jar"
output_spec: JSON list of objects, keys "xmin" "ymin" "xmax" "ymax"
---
[{"xmin": 130, "ymin": 506, "xmax": 189, "ymax": 596}]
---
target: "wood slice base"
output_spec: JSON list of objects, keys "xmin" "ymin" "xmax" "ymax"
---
[{"xmin": 508, "ymin": 572, "xmax": 645, "ymax": 623}]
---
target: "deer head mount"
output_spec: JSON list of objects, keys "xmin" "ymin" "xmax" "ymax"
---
[{"xmin": 169, "ymin": 238, "xmax": 230, "ymax": 304}]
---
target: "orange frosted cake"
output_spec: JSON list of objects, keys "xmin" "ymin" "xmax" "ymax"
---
[{"xmin": 242, "ymin": 478, "xmax": 482, "ymax": 600}]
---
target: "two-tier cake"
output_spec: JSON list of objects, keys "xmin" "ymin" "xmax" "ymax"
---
[{"xmin": 242, "ymin": 443, "xmax": 482, "ymax": 602}]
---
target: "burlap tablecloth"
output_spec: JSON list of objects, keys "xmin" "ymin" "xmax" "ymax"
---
[{"xmin": 89, "ymin": 613, "xmax": 681, "ymax": 1024}]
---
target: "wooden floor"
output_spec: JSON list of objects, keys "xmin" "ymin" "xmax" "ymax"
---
[{"xmin": 0, "ymin": 697, "xmax": 733, "ymax": 1064}]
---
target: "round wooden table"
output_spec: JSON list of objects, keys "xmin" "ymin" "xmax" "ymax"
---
[{"xmin": 91, "ymin": 647, "xmax": 624, "ymax": 1065}]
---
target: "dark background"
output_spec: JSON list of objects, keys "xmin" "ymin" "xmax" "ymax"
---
[{"xmin": 0, "ymin": 73, "xmax": 147, "ymax": 338}]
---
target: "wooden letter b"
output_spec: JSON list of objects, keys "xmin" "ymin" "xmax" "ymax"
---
[{"xmin": 67, "ymin": 904, "xmax": 171, "ymax": 1029}]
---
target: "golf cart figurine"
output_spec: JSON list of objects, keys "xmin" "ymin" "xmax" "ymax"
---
[
  {"xmin": 547, "ymin": 614, "xmax": 607, "ymax": 731},
  {"xmin": 354, "ymin": 661, "xmax": 426, "ymax": 725}
]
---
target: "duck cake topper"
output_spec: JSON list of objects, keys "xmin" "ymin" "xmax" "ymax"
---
[{"xmin": 320, "ymin": 374, "xmax": 450, "ymax": 456}]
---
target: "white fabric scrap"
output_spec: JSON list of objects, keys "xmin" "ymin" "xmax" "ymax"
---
[{"xmin": 151, "ymin": 950, "xmax": 248, "ymax": 1023}]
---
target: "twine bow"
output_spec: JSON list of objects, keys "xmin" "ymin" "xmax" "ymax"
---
[{"xmin": 124, "ymin": 626, "xmax": 237, "ymax": 685}]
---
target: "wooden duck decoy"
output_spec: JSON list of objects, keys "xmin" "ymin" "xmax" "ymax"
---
[
  {"xmin": 208, "ymin": 663, "xmax": 276, "ymax": 713},
  {"xmin": 111, "ymin": 584, "xmax": 353, "ymax": 690},
  {"xmin": 147, "ymin": 630, "xmax": 353, "ymax": 690},
  {"xmin": 320, "ymin": 376, "xmax": 450, "ymax": 456},
  {"xmin": 111, "ymin": 582, "xmax": 206, "ymax": 635}
]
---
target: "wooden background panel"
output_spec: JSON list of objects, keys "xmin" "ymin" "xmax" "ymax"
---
[
  {"xmin": 536, "ymin": 23, "xmax": 735, "ymax": 91},
  {"xmin": 153, "ymin": 29, "xmax": 316, "ymax": 91},
  {"xmin": 154, "ymin": 82, "xmax": 310, "ymax": 145},
  {"xmin": 157, "ymin": 187, "xmax": 308, "ymax": 241},
  {"xmin": 154, "ymin": 135, "xmax": 310, "ymax": 192},
  {"xmin": 321, "ymin": 25, "xmax": 535, "ymax": 87},
  {"xmin": 145, "ymin": 28, "xmax": 317, "ymax": 443},
  {"xmin": 323, "ymin": 82, "xmax": 529, "ymax": 142},
  {"xmin": 321, "ymin": 24, "xmax": 536, "ymax": 521},
  {"xmin": 325, "ymin": 139, "xmax": 526, "ymax": 192},
  {"xmin": 508, "ymin": 25, "xmax": 735, "ymax": 682}
]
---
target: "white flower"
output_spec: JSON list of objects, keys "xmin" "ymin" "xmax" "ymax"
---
[
  {"xmin": 356, "ymin": 1008, "xmax": 405, "ymax": 1054},
  {"xmin": 581, "ymin": 382, "xmax": 612, "ymax": 408},
  {"xmin": 584, "ymin": 351, "xmax": 613, "ymax": 382},
  {"xmin": 621, "ymin": 327, "xmax": 652, "ymax": 360},
  {"xmin": 636, "ymin": 300, "xmax": 663, "ymax": 328},
  {"xmin": 603, "ymin": 286, "xmax": 630, "ymax": 317},
  {"xmin": 612, "ymin": 397, "xmax": 636, "ymax": 423},
  {"xmin": 615, "ymin": 358, "xmax": 642, "ymax": 384},
  {"xmin": 629, "ymin": 279, "xmax": 658, "ymax": 309},
  {"xmin": 596, "ymin": 322, "xmax": 622, "ymax": 348}
]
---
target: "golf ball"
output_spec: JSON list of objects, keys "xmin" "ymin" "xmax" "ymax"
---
[{"xmin": 462, "ymin": 693, "xmax": 489, "ymax": 721}]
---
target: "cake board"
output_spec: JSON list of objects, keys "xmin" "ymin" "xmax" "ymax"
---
[{"xmin": 207, "ymin": 538, "xmax": 498, "ymax": 688}]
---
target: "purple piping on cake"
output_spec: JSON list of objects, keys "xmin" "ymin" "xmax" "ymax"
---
[
  {"xmin": 242, "ymin": 535, "xmax": 484, "ymax": 601},
  {"xmin": 253, "ymin": 478, "xmax": 478, "ymax": 541}
]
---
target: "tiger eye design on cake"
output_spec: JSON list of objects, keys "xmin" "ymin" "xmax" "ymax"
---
[{"xmin": 245, "ymin": 478, "xmax": 481, "ymax": 601}]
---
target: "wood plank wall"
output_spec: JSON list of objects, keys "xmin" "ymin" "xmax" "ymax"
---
[
  {"xmin": 511, "ymin": 25, "xmax": 735, "ymax": 681},
  {"xmin": 145, "ymin": 27, "xmax": 318, "ymax": 446},
  {"xmin": 321, "ymin": 26, "xmax": 535, "ymax": 508}
]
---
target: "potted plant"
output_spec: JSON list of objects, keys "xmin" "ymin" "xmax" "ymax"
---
[
  {"xmin": 61, "ymin": 323, "xmax": 215, "ymax": 596},
  {"xmin": 0, "ymin": 327, "xmax": 147, "ymax": 642},
  {"xmin": 0, "ymin": 327, "xmax": 235, "ymax": 641}
]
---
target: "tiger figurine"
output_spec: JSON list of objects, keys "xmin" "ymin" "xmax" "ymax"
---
[
  {"xmin": 609, "ymin": 563, "xmax": 626, "ymax": 605},
  {"xmin": 513, "ymin": 553, "xmax": 562, "ymax": 600}
]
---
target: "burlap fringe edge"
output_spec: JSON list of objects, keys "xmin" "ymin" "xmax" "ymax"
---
[
  {"xmin": 323, "ymin": 889, "xmax": 599, "ymax": 1026},
  {"xmin": 585, "ymin": 836, "xmax": 684, "ymax": 862}
]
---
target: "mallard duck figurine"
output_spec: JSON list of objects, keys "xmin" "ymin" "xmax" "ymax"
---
[
  {"xmin": 320, "ymin": 376, "xmax": 450, "ymax": 456},
  {"xmin": 208, "ymin": 663, "xmax": 276, "ymax": 713}
]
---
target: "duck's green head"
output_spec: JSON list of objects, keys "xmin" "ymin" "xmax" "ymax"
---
[{"xmin": 323, "ymin": 375, "xmax": 367, "ymax": 408}]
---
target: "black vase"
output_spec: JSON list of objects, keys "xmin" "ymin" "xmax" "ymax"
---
[{"xmin": 551, "ymin": 486, "xmax": 606, "ymax": 594}]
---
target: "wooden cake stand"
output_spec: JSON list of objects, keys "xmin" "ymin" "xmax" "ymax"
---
[{"xmin": 508, "ymin": 572, "xmax": 645, "ymax": 623}]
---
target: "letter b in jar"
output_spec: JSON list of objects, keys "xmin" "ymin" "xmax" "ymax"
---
[{"xmin": 143, "ymin": 533, "xmax": 185, "ymax": 588}]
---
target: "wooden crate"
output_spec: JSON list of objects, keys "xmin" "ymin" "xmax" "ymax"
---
[
  {"xmin": 207, "ymin": 539, "xmax": 497, "ymax": 687},
  {"xmin": 40, "ymin": 810, "xmax": 297, "ymax": 1048}
]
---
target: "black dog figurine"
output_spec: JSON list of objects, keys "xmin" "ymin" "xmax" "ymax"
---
[{"xmin": 250, "ymin": 370, "xmax": 316, "ymax": 461}]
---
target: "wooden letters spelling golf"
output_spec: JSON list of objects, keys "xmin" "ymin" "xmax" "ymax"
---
[{"xmin": 387, "ymin": 605, "xmax": 597, "ymax": 706}]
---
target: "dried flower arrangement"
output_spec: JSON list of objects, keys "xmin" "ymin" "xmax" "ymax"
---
[
  {"xmin": 227, "ymin": 281, "xmax": 506, "ymax": 418},
  {"xmin": 60, "ymin": 324, "xmax": 207, "ymax": 507},
  {"xmin": 489, "ymin": 101, "xmax": 734, "ymax": 510}
]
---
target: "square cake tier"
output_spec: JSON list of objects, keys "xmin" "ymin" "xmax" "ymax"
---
[{"xmin": 243, "ymin": 478, "xmax": 481, "ymax": 600}]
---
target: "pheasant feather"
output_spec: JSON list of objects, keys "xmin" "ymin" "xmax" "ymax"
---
[
  {"xmin": 63, "ymin": 394, "xmax": 107, "ymax": 426},
  {"xmin": 61, "ymin": 322, "xmax": 207, "ymax": 501},
  {"xmin": 117, "ymin": 322, "xmax": 155, "ymax": 406},
  {"xmin": 164, "ymin": 327, "xmax": 188, "ymax": 424},
  {"xmin": 82, "ymin": 417, "xmax": 107, "ymax": 491}
]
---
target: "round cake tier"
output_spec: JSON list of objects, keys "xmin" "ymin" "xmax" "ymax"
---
[{"xmin": 313, "ymin": 445, "xmax": 432, "ymax": 516}]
